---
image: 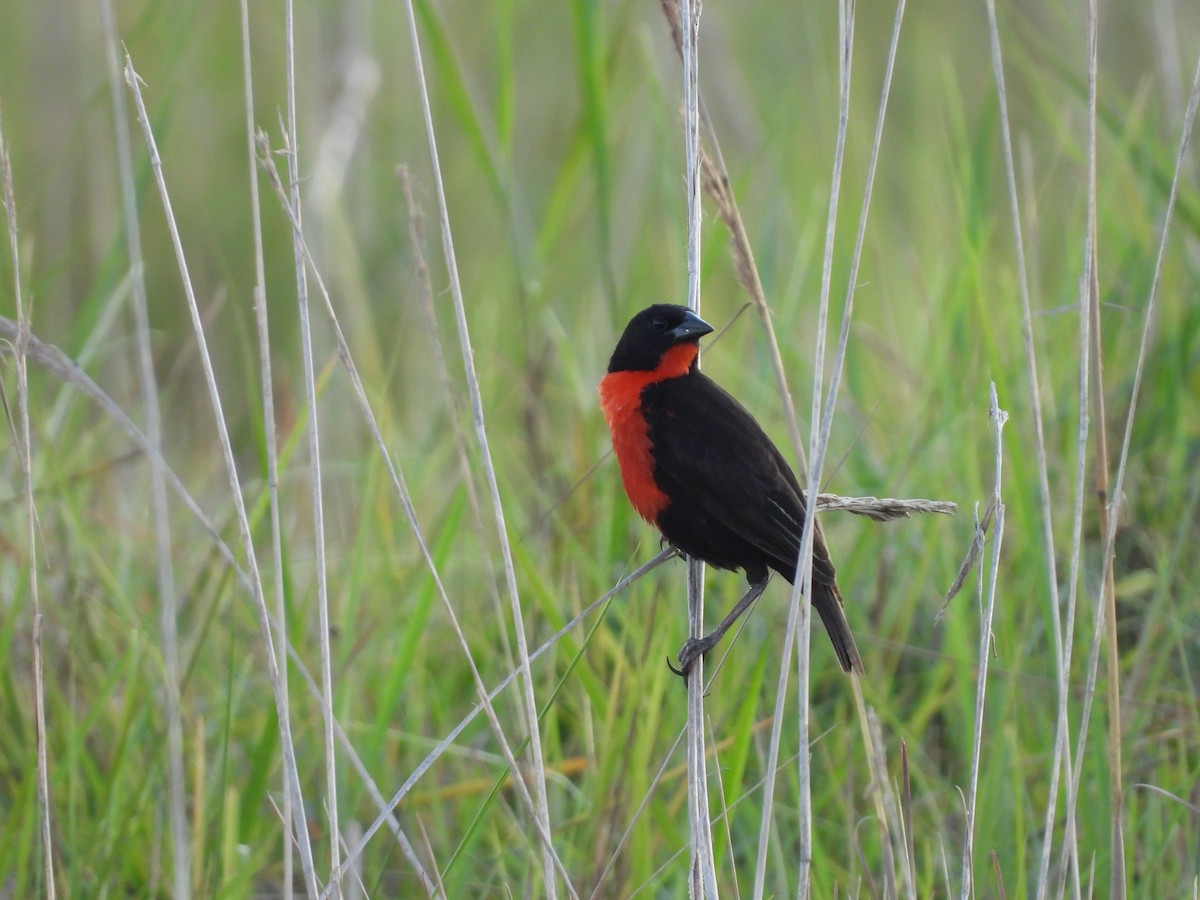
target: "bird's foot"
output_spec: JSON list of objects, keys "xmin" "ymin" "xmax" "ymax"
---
[{"xmin": 669, "ymin": 634, "xmax": 718, "ymax": 679}]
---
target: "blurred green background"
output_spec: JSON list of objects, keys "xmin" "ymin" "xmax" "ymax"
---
[{"xmin": 1, "ymin": 0, "xmax": 1198, "ymax": 896}]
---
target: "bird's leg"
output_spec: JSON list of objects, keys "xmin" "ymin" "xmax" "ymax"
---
[{"xmin": 673, "ymin": 578, "xmax": 768, "ymax": 677}]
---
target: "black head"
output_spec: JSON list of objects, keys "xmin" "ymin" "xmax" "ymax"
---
[{"xmin": 607, "ymin": 304, "xmax": 715, "ymax": 373}]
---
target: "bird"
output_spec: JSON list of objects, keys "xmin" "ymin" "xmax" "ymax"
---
[{"xmin": 598, "ymin": 304, "xmax": 862, "ymax": 676}]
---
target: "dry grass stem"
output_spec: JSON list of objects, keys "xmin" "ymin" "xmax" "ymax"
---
[
  {"xmin": 1076, "ymin": 3, "xmax": 1127, "ymax": 893},
  {"xmin": 96, "ymin": 4, "xmax": 190, "ymax": 894},
  {"xmin": 960, "ymin": 384, "xmax": 1008, "ymax": 899},
  {"xmin": 1, "ymin": 105, "xmax": 57, "ymax": 900},
  {"xmin": 276, "ymin": 0, "xmax": 344, "ymax": 890},
  {"xmin": 902, "ymin": 740, "xmax": 917, "ymax": 892},
  {"xmin": 677, "ymin": 0, "xmax": 720, "ymax": 895},
  {"xmin": 235, "ymin": 0, "xmax": 296, "ymax": 891}
]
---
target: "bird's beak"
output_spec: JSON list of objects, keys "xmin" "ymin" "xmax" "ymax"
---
[{"xmin": 667, "ymin": 309, "xmax": 714, "ymax": 342}]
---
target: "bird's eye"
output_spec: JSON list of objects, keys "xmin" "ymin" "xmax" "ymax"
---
[{"xmin": 650, "ymin": 316, "xmax": 668, "ymax": 332}]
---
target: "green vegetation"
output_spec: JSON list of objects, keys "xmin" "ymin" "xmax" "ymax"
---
[{"xmin": 0, "ymin": 0, "xmax": 1197, "ymax": 896}]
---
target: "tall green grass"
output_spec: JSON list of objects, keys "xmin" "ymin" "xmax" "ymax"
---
[{"xmin": 1, "ymin": 0, "xmax": 1198, "ymax": 896}]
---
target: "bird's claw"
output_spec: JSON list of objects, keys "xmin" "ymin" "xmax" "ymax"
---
[{"xmin": 671, "ymin": 636, "xmax": 714, "ymax": 680}]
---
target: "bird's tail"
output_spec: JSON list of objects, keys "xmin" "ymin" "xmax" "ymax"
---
[{"xmin": 813, "ymin": 581, "xmax": 863, "ymax": 674}]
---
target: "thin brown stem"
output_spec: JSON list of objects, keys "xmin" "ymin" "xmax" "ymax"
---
[{"xmin": 1, "ymin": 104, "xmax": 57, "ymax": 900}]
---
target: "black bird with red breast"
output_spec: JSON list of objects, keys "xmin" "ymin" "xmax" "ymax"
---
[{"xmin": 599, "ymin": 304, "xmax": 862, "ymax": 675}]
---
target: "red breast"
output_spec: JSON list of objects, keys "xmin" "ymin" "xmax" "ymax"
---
[{"xmin": 599, "ymin": 343, "xmax": 699, "ymax": 524}]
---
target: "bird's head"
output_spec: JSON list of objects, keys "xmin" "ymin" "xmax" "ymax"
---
[{"xmin": 607, "ymin": 304, "xmax": 714, "ymax": 373}]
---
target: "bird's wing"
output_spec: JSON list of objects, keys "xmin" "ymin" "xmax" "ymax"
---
[{"xmin": 642, "ymin": 373, "xmax": 837, "ymax": 585}]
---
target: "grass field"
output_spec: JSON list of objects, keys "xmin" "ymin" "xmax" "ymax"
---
[{"xmin": 1, "ymin": 0, "xmax": 1198, "ymax": 896}]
